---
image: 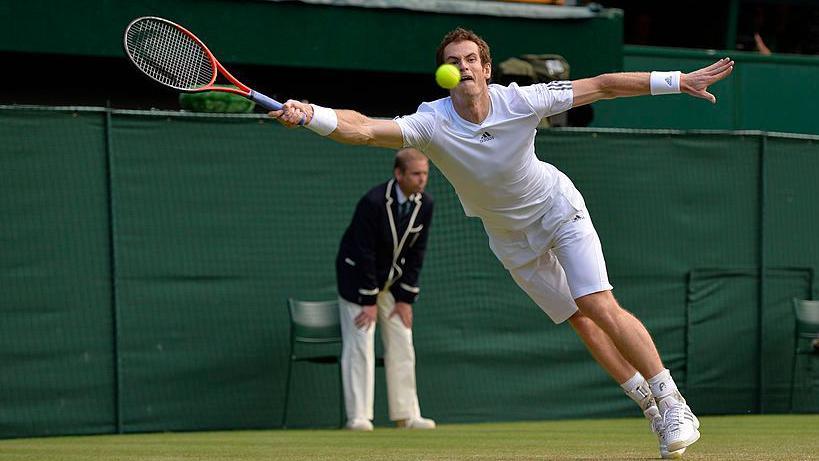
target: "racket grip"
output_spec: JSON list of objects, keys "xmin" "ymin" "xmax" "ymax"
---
[
  {"xmin": 249, "ymin": 90, "xmax": 306, "ymax": 125},
  {"xmin": 249, "ymin": 90, "xmax": 283, "ymax": 111}
]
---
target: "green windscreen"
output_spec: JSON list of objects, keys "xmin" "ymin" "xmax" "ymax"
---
[
  {"xmin": 0, "ymin": 109, "xmax": 115, "ymax": 437},
  {"xmin": 1, "ymin": 107, "xmax": 819, "ymax": 438}
]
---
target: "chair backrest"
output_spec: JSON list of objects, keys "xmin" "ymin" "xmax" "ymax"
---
[
  {"xmin": 287, "ymin": 298, "xmax": 342, "ymax": 343},
  {"xmin": 793, "ymin": 299, "xmax": 819, "ymax": 336}
]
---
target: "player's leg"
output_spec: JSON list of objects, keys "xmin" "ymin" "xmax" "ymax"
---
[
  {"xmin": 495, "ymin": 214, "xmax": 654, "ymax": 374},
  {"xmin": 574, "ymin": 291, "xmax": 664, "ymax": 378},
  {"xmin": 568, "ymin": 312, "xmax": 657, "ymax": 415},
  {"xmin": 377, "ymin": 291, "xmax": 435, "ymax": 429},
  {"xmin": 543, "ymin": 176, "xmax": 699, "ymax": 455},
  {"xmin": 569, "ymin": 310, "xmax": 684, "ymax": 458},
  {"xmin": 568, "ymin": 310, "xmax": 637, "ymax": 383},
  {"xmin": 554, "ymin": 228, "xmax": 700, "ymax": 453},
  {"xmin": 571, "ymin": 291, "xmax": 699, "ymax": 452},
  {"xmin": 487, "ymin": 192, "xmax": 696, "ymax": 454},
  {"xmin": 338, "ymin": 296, "xmax": 376, "ymax": 431},
  {"xmin": 545, "ymin": 172, "xmax": 663, "ymax": 376}
]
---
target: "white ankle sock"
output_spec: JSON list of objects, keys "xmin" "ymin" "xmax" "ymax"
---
[
  {"xmin": 620, "ymin": 372, "xmax": 644, "ymax": 392},
  {"xmin": 647, "ymin": 369, "xmax": 680, "ymax": 403},
  {"xmin": 621, "ymin": 372, "xmax": 654, "ymax": 412}
]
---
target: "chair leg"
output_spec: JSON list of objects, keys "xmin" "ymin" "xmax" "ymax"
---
[
  {"xmin": 337, "ymin": 361, "xmax": 345, "ymax": 428},
  {"xmin": 282, "ymin": 355, "xmax": 294, "ymax": 428}
]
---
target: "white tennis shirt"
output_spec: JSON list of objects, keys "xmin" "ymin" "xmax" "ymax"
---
[{"xmin": 395, "ymin": 82, "xmax": 573, "ymax": 231}]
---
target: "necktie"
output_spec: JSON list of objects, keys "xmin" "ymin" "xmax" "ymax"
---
[{"xmin": 399, "ymin": 201, "xmax": 411, "ymax": 219}]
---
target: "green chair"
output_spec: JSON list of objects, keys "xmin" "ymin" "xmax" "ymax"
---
[
  {"xmin": 281, "ymin": 298, "xmax": 345, "ymax": 428},
  {"xmin": 789, "ymin": 298, "xmax": 819, "ymax": 411}
]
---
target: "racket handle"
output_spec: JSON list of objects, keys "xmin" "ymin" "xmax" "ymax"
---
[
  {"xmin": 249, "ymin": 90, "xmax": 306, "ymax": 125},
  {"xmin": 249, "ymin": 90, "xmax": 283, "ymax": 111}
]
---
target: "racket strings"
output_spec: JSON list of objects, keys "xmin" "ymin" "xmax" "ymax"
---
[{"xmin": 125, "ymin": 19, "xmax": 215, "ymax": 91}]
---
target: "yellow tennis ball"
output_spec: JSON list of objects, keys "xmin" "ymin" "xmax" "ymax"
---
[{"xmin": 435, "ymin": 64, "xmax": 461, "ymax": 89}]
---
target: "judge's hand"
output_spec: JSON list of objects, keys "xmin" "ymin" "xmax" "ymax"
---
[
  {"xmin": 354, "ymin": 305, "xmax": 377, "ymax": 330},
  {"xmin": 390, "ymin": 302, "xmax": 413, "ymax": 329}
]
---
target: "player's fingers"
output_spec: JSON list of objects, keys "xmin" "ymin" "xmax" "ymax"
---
[
  {"xmin": 711, "ymin": 65, "xmax": 734, "ymax": 82},
  {"xmin": 690, "ymin": 62, "xmax": 731, "ymax": 90},
  {"xmin": 270, "ymin": 111, "xmax": 298, "ymax": 128},
  {"xmin": 705, "ymin": 59, "xmax": 734, "ymax": 77},
  {"xmin": 694, "ymin": 66, "xmax": 732, "ymax": 91},
  {"xmin": 698, "ymin": 90, "xmax": 716, "ymax": 104},
  {"xmin": 694, "ymin": 62, "xmax": 719, "ymax": 75},
  {"xmin": 280, "ymin": 108, "xmax": 305, "ymax": 128},
  {"xmin": 702, "ymin": 57, "xmax": 731, "ymax": 73},
  {"xmin": 282, "ymin": 99, "xmax": 308, "ymax": 117},
  {"xmin": 693, "ymin": 64, "xmax": 727, "ymax": 84}
]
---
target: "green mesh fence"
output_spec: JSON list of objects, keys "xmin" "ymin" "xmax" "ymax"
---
[
  {"xmin": 1, "ymin": 107, "xmax": 819, "ymax": 438},
  {"xmin": 0, "ymin": 109, "xmax": 115, "ymax": 437}
]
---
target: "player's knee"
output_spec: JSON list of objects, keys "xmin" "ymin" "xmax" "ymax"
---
[
  {"xmin": 569, "ymin": 311, "xmax": 600, "ymax": 336},
  {"xmin": 575, "ymin": 290, "xmax": 617, "ymax": 311},
  {"xmin": 574, "ymin": 291, "xmax": 623, "ymax": 327},
  {"xmin": 568, "ymin": 310, "xmax": 588, "ymax": 330}
]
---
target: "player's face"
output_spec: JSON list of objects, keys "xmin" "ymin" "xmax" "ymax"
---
[
  {"xmin": 442, "ymin": 40, "xmax": 491, "ymax": 96},
  {"xmin": 395, "ymin": 158, "xmax": 429, "ymax": 196}
]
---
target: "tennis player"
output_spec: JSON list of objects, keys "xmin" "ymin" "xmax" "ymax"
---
[{"xmin": 272, "ymin": 28, "xmax": 733, "ymax": 459}]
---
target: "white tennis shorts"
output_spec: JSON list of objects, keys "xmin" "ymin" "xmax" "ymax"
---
[{"xmin": 484, "ymin": 173, "xmax": 612, "ymax": 324}]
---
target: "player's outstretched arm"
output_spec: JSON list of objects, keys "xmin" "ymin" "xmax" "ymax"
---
[
  {"xmin": 270, "ymin": 100, "xmax": 403, "ymax": 149},
  {"xmin": 571, "ymin": 57, "xmax": 734, "ymax": 107}
]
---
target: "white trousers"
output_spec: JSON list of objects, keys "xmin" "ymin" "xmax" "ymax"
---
[{"xmin": 338, "ymin": 292, "xmax": 422, "ymax": 422}]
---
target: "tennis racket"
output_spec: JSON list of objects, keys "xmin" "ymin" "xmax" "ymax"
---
[{"xmin": 124, "ymin": 16, "xmax": 292, "ymax": 114}]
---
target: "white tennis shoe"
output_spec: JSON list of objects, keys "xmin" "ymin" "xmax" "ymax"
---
[
  {"xmin": 345, "ymin": 418, "xmax": 374, "ymax": 431},
  {"xmin": 646, "ymin": 405, "xmax": 685, "ymax": 459},
  {"xmin": 658, "ymin": 395, "xmax": 701, "ymax": 453},
  {"xmin": 397, "ymin": 416, "xmax": 436, "ymax": 429}
]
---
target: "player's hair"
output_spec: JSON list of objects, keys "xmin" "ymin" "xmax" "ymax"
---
[
  {"xmin": 435, "ymin": 27, "xmax": 492, "ymax": 69},
  {"xmin": 394, "ymin": 148, "xmax": 427, "ymax": 172}
]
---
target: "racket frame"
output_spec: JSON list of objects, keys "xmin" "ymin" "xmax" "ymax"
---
[{"xmin": 123, "ymin": 16, "xmax": 286, "ymax": 111}]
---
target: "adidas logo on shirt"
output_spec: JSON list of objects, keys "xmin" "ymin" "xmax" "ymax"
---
[{"xmin": 479, "ymin": 131, "xmax": 495, "ymax": 143}]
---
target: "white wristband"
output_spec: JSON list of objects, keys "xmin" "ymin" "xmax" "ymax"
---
[
  {"xmin": 306, "ymin": 104, "xmax": 338, "ymax": 136},
  {"xmin": 650, "ymin": 71, "xmax": 681, "ymax": 95}
]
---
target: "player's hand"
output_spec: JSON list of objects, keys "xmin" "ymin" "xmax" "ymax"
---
[
  {"xmin": 269, "ymin": 99, "xmax": 312, "ymax": 127},
  {"xmin": 681, "ymin": 57, "xmax": 734, "ymax": 104},
  {"xmin": 390, "ymin": 302, "xmax": 413, "ymax": 329},
  {"xmin": 354, "ymin": 305, "xmax": 377, "ymax": 330}
]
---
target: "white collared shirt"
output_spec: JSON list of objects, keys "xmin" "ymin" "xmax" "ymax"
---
[
  {"xmin": 395, "ymin": 183, "xmax": 409, "ymax": 205},
  {"xmin": 395, "ymin": 82, "xmax": 573, "ymax": 230}
]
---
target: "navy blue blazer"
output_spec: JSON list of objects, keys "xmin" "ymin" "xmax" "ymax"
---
[{"xmin": 336, "ymin": 179, "xmax": 434, "ymax": 306}]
